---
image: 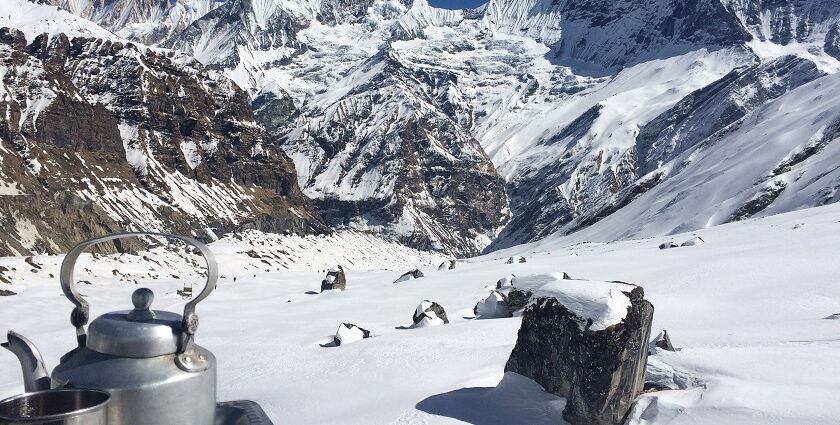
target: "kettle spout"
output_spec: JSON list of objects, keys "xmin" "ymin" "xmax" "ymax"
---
[{"xmin": 2, "ymin": 331, "xmax": 50, "ymax": 392}]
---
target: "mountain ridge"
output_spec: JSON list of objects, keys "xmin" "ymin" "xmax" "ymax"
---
[{"xmin": 2, "ymin": 0, "xmax": 840, "ymax": 256}]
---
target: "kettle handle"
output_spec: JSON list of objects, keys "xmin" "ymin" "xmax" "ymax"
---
[{"xmin": 59, "ymin": 232, "xmax": 218, "ymax": 357}]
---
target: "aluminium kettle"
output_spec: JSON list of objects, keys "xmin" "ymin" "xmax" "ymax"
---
[{"xmin": 2, "ymin": 232, "xmax": 219, "ymax": 425}]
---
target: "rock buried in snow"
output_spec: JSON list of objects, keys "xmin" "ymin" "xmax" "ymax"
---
[
  {"xmin": 473, "ymin": 291, "xmax": 511, "ymax": 319},
  {"xmin": 506, "ymin": 256, "xmax": 526, "ymax": 264},
  {"xmin": 496, "ymin": 274, "xmax": 517, "ymax": 289},
  {"xmin": 505, "ymin": 275, "xmax": 653, "ymax": 425},
  {"xmin": 659, "ymin": 242, "xmax": 678, "ymax": 250},
  {"xmin": 824, "ymin": 313, "xmax": 840, "ymax": 320},
  {"xmin": 0, "ymin": 289, "xmax": 16, "ymax": 296},
  {"xmin": 334, "ymin": 323, "xmax": 371, "ymax": 346},
  {"xmin": 321, "ymin": 265, "xmax": 346, "ymax": 292},
  {"xmin": 395, "ymin": 269, "xmax": 424, "ymax": 283},
  {"xmin": 438, "ymin": 260, "xmax": 456, "ymax": 270},
  {"xmin": 412, "ymin": 300, "xmax": 449, "ymax": 326},
  {"xmin": 681, "ymin": 236, "xmax": 704, "ymax": 247},
  {"xmin": 649, "ymin": 330, "xmax": 675, "ymax": 352}
]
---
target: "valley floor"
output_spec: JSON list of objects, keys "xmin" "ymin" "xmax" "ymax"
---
[{"xmin": 1, "ymin": 205, "xmax": 839, "ymax": 424}]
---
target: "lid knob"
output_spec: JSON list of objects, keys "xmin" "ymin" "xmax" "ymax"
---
[{"xmin": 127, "ymin": 288, "xmax": 156, "ymax": 321}]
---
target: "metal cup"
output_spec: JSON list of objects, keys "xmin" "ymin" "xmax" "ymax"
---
[{"xmin": 0, "ymin": 389, "xmax": 110, "ymax": 425}]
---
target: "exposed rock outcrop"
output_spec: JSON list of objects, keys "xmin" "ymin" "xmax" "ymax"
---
[
  {"xmin": 659, "ymin": 242, "xmax": 678, "ymax": 250},
  {"xmin": 395, "ymin": 269, "xmax": 424, "ymax": 283},
  {"xmin": 0, "ymin": 289, "xmax": 16, "ymax": 296},
  {"xmin": 826, "ymin": 23, "xmax": 840, "ymax": 60},
  {"xmin": 649, "ymin": 330, "xmax": 676, "ymax": 352},
  {"xmin": 506, "ymin": 256, "xmax": 526, "ymax": 264},
  {"xmin": 505, "ymin": 276, "xmax": 654, "ymax": 425}
]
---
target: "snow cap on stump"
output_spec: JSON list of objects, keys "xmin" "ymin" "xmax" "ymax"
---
[
  {"xmin": 395, "ymin": 269, "xmax": 424, "ymax": 283},
  {"xmin": 505, "ymin": 274, "xmax": 654, "ymax": 425},
  {"xmin": 321, "ymin": 265, "xmax": 346, "ymax": 291},
  {"xmin": 334, "ymin": 323, "xmax": 370, "ymax": 346},
  {"xmin": 413, "ymin": 300, "xmax": 449, "ymax": 327}
]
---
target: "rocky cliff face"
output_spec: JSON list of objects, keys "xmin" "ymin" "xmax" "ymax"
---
[
  {"xmin": 0, "ymin": 27, "xmax": 324, "ymax": 255},
  {"xmin": 165, "ymin": 0, "xmax": 310, "ymax": 70},
  {"xmin": 724, "ymin": 0, "xmax": 840, "ymax": 45},
  {"xmin": 486, "ymin": 0, "xmax": 752, "ymax": 72},
  {"xmin": 164, "ymin": 0, "xmax": 509, "ymax": 256},
  {"xmin": 284, "ymin": 48, "xmax": 509, "ymax": 255}
]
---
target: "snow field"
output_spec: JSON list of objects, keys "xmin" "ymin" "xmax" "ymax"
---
[{"xmin": 1, "ymin": 204, "xmax": 839, "ymax": 423}]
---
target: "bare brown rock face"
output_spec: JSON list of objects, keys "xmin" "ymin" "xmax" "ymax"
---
[
  {"xmin": 0, "ymin": 28, "xmax": 325, "ymax": 255},
  {"xmin": 505, "ymin": 282, "xmax": 654, "ymax": 425}
]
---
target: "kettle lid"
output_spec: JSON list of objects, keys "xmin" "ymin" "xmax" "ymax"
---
[{"xmin": 87, "ymin": 288, "xmax": 182, "ymax": 358}]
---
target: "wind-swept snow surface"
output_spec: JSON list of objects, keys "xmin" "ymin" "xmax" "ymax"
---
[{"xmin": 2, "ymin": 204, "xmax": 840, "ymax": 424}]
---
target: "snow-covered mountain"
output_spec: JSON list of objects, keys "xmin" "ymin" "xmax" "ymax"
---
[
  {"xmin": 0, "ymin": 1, "xmax": 326, "ymax": 256},
  {"xmin": 40, "ymin": 0, "xmax": 221, "ymax": 44},
  {"xmin": 3, "ymin": 0, "xmax": 840, "ymax": 256}
]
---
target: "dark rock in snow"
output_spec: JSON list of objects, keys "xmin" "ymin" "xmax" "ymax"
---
[
  {"xmin": 824, "ymin": 313, "xmax": 840, "ymax": 320},
  {"xmin": 496, "ymin": 274, "xmax": 517, "ymax": 289},
  {"xmin": 334, "ymin": 323, "xmax": 370, "ymax": 346},
  {"xmin": 680, "ymin": 236, "xmax": 704, "ymax": 247},
  {"xmin": 827, "ymin": 23, "xmax": 840, "ymax": 60},
  {"xmin": 438, "ymin": 260, "xmax": 456, "ymax": 271},
  {"xmin": 321, "ymin": 265, "xmax": 346, "ymax": 291},
  {"xmin": 506, "ymin": 286, "xmax": 534, "ymax": 313},
  {"xmin": 506, "ymin": 256, "xmax": 526, "ymax": 264},
  {"xmin": 395, "ymin": 269, "xmax": 424, "ymax": 283},
  {"xmin": 659, "ymin": 242, "xmax": 678, "ymax": 250},
  {"xmin": 413, "ymin": 300, "xmax": 449, "ymax": 326},
  {"xmin": 0, "ymin": 289, "xmax": 16, "ymax": 296},
  {"xmin": 643, "ymin": 382, "xmax": 673, "ymax": 393},
  {"xmin": 649, "ymin": 330, "xmax": 675, "ymax": 352},
  {"xmin": 505, "ymin": 278, "xmax": 654, "ymax": 425}
]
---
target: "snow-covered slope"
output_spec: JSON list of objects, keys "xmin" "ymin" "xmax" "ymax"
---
[
  {"xmin": 0, "ymin": 0, "xmax": 118, "ymax": 41},
  {"xmin": 2, "ymin": 202, "xmax": 839, "ymax": 424},
  {"xmin": 40, "ymin": 0, "xmax": 221, "ymax": 44},
  {"xmin": 535, "ymin": 71, "xmax": 840, "ymax": 244}
]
